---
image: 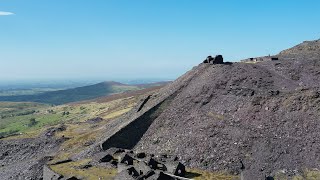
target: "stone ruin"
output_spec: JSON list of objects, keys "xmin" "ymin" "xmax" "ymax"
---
[
  {"xmin": 43, "ymin": 148, "xmax": 188, "ymax": 180},
  {"xmin": 241, "ymin": 56, "xmax": 279, "ymax": 63},
  {"xmin": 97, "ymin": 148, "xmax": 188, "ymax": 180},
  {"xmin": 203, "ymin": 55, "xmax": 224, "ymax": 64}
]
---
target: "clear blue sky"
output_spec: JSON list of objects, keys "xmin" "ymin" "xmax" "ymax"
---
[{"xmin": 0, "ymin": 0, "xmax": 319, "ymax": 81}]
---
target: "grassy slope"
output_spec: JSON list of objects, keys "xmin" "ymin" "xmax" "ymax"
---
[
  {"xmin": 0, "ymin": 84, "xmax": 168, "ymax": 138},
  {"xmin": 0, "ymin": 96, "xmax": 136, "ymax": 138},
  {"xmin": 50, "ymin": 159, "xmax": 117, "ymax": 179},
  {"xmin": 0, "ymin": 102, "xmax": 50, "ymax": 136},
  {"xmin": 0, "ymin": 81, "xmax": 142, "ymax": 105},
  {"xmin": 0, "ymin": 88, "xmax": 64, "ymax": 96}
]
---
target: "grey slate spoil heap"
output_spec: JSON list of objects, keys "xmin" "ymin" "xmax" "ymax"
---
[{"xmin": 97, "ymin": 149, "xmax": 187, "ymax": 180}]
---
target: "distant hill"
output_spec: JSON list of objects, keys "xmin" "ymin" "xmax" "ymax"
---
[{"xmin": 0, "ymin": 81, "xmax": 168, "ymax": 105}]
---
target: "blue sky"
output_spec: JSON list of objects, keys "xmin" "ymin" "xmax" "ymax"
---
[{"xmin": 0, "ymin": 0, "xmax": 319, "ymax": 81}]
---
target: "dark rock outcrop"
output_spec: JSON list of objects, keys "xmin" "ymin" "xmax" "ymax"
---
[
  {"xmin": 98, "ymin": 150, "xmax": 188, "ymax": 180},
  {"xmin": 99, "ymin": 154, "xmax": 113, "ymax": 163},
  {"xmin": 203, "ymin": 55, "xmax": 224, "ymax": 64},
  {"xmin": 213, "ymin": 55, "xmax": 224, "ymax": 64},
  {"xmin": 136, "ymin": 152, "xmax": 146, "ymax": 159},
  {"xmin": 86, "ymin": 117, "xmax": 103, "ymax": 124},
  {"xmin": 42, "ymin": 124, "xmax": 67, "ymax": 138},
  {"xmin": 119, "ymin": 153, "xmax": 135, "ymax": 166},
  {"xmin": 203, "ymin": 56, "xmax": 214, "ymax": 63}
]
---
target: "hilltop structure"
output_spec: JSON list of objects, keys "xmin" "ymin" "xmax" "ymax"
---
[
  {"xmin": 241, "ymin": 56, "xmax": 279, "ymax": 63},
  {"xmin": 203, "ymin": 55, "xmax": 224, "ymax": 64}
]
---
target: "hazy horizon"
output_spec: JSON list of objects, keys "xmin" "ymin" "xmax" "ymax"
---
[
  {"xmin": 1, "ymin": 0, "xmax": 320, "ymax": 81},
  {"xmin": 0, "ymin": 78, "xmax": 174, "ymax": 91}
]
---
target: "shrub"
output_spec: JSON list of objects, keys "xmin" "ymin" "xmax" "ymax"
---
[
  {"xmin": 28, "ymin": 118, "xmax": 38, "ymax": 127},
  {"xmin": 0, "ymin": 130, "xmax": 19, "ymax": 138}
]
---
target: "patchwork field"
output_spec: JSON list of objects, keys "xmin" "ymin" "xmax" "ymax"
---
[{"xmin": 0, "ymin": 95, "xmax": 136, "ymax": 139}]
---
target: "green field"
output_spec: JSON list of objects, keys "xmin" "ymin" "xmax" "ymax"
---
[
  {"xmin": 0, "ymin": 88, "xmax": 64, "ymax": 96},
  {"xmin": 0, "ymin": 98, "xmax": 136, "ymax": 138},
  {"xmin": 0, "ymin": 102, "xmax": 48, "ymax": 137},
  {"xmin": 0, "ymin": 82, "xmax": 166, "ymax": 138}
]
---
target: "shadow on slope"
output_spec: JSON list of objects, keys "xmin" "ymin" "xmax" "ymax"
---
[{"xmin": 101, "ymin": 93, "xmax": 175, "ymax": 150}]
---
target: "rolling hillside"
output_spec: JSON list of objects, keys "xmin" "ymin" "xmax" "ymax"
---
[{"xmin": 0, "ymin": 81, "xmax": 167, "ymax": 105}]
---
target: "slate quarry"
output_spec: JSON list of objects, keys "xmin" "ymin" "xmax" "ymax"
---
[
  {"xmin": 87, "ymin": 41, "xmax": 320, "ymax": 179},
  {"xmin": 1, "ymin": 40, "xmax": 320, "ymax": 179}
]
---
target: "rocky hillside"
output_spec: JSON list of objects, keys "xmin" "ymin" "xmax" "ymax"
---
[
  {"xmin": 86, "ymin": 39, "xmax": 320, "ymax": 180},
  {"xmin": 279, "ymin": 39, "xmax": 320, "ymax": 59},
  {"xmin": 2, "ymin": 40, "xmax": 320, "ymax": 180}
]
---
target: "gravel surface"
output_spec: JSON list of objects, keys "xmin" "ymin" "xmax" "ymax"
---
[{"xmin": 0, "ymin": 128, "xmax": 66, "ymax": 179}]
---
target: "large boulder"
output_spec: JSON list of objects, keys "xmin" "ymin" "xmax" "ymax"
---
[
  {"xmin": 136, "ymin": 152, "xmax": 146, "ymax": 159},
  {"xmin": 42, "ymin": 124, "xmax": 66, "ymax": 138},
  {"xmin": 119, "ymin": 153, "xmax": 135, "ymax": 166},
  {"xmin": 136, "ymin": 170, "xmax": 156, "ymax": 180},
  {"xmin": 213, "ymin": 55, "xmax": 223, "ymax": 64},
  {"xmin": 99, "ymin": 154, "xmax": 114, "ymax": 163},
  {"xmin": 203, "ymin": 56, "xmax": 214, "ymax": 63}
]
